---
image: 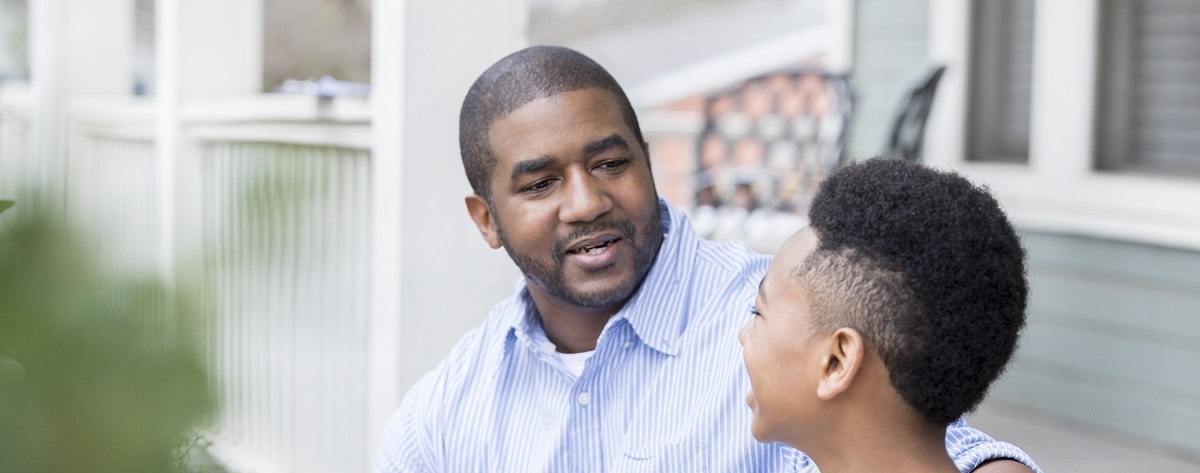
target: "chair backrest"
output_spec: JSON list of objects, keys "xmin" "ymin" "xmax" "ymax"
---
[
  {"xmin": 693, "ymin": 68, "xmax": 855, "ymax": 221},
  {"xmin": 885, "ymin": 65, "xmax": 947, "ymax": 160}
]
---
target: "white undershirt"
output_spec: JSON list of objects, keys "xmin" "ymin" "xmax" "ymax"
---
[{"xmin": 557, "ymin": 349, "xmax": 595, "ymax": 378}]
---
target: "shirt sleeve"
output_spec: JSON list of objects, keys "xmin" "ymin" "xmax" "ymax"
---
[
  {"xmin": 945, "ymin": 418, "xmax": 1042, "ymax": 473},
  {"xmin": 372, "ymin": 369, "xmax": 444, "ymax": 473}
]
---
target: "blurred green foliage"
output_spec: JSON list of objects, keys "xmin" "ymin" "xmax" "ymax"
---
[{"xmin": 0, "ymin": 208, "xmax": 212, "ymax": 473}]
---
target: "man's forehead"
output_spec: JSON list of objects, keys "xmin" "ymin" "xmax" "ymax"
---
[
  {"xmin": 493, "ymin": 88, "xmax": 622, "ymax": 126},
  {"xmin": 491, "ymin": 86, "xmax": 620, "ymax": 113},
  {"xmin": 486, "ymin": 89, "xmax": 632, "ymax": 160}
]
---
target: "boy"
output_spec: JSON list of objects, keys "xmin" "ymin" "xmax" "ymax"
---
[{"xmin": 740, "ymin": 158, "xmax": 1040, "ymax": 472}]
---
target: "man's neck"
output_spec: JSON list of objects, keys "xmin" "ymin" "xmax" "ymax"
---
[{"xmin": 528, "ymin": 291, "xmax": 625, "ymax": 354}]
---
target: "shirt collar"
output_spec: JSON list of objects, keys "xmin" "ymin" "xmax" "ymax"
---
[
  {"xmin": 504, "ymin": 198, "xmax": 698, "ymax": 357},
  {"xmin": 614, "ymin": 199, "xmax": 695, "ymax": 356}
]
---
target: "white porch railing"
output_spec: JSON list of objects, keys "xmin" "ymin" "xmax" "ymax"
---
[
  {"xmin": 198, "ymin": 137, "xmax": 371, "ymax": 473},
  {"xmin": 67, "ymin": 99, "xmax": 160, "ymax": 281},
  {"xmin": 189, "ymin": 99, "xmax": 372, "ymax": 473},
  {"xmin": 1, "ymin": 89, "xmax": 375, "ymax": 472}
]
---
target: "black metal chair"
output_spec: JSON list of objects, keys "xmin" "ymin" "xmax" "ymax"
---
[
  {"xmin": 885, "ymin": 65, "xmax": 946, "ymax": 160},
  {"xmin": 690, "ymin": 68, "xmax": 855, "ymax": 239}
]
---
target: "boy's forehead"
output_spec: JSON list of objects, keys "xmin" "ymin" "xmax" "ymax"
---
[
  {"xmin": 763, "ymin": 227, "xmax": 818, "ymax": 296},
  {"xmin": 776, "ymin": 227, "xmax": 818, "ymax": 268}
]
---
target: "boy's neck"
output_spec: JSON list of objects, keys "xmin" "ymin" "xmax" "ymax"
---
[{"xmin": 798, "ymin": 409, "xmax": 959, "ymax": 473}]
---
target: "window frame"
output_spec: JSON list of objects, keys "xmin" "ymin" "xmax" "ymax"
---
[{"xmin": 926, "ymin": 0, "xmax": 1200, "ymax": 251}]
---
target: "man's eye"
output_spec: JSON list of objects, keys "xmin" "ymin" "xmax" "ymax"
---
[
  {"xmin": 749, "ymin": 304, "xmax": 761, "ymax": 317},
  {"xmin": 595, "ymin": 158, "xmax": 631, "ymax": 171},
  {"xmin": 522, "ymin": 179, "xmax": 555, "ymax": 193}
]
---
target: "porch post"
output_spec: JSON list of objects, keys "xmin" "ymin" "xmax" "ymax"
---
[
  {"xmin": 156, "ymin": 0, "xmax": 263, "ymax": 282},
  {"xmin": 28, "ymin": 0, "xmax": 132, "ymax": 204},
  {"xmin": 368, "ymin": 0, "xmax": 527, "ymax": 460}
]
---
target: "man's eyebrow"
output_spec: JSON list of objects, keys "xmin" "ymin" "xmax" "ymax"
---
[
  {"xmin": 583, "ymin": 134, "xmax": 630, "ymax": 156},
  {"xmin": 757, "ymin": 276, "xmax": 767, "ymax": 306},
  {"xmin": 510, "ymin": 156, "xmax": 556, "ymax": 182}
]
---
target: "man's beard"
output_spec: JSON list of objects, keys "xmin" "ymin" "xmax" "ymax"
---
[{"xmin": 498, "ymin": 210, "xmax": 663, "ymax": 310}]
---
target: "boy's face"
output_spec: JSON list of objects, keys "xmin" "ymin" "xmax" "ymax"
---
[{"xmin": 739, "ymin": 227, "xmax": 825, "ymax": 442}]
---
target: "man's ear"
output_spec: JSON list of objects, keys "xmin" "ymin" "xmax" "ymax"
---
[
  {"xmin": 465, "ymin": 194, "xmax": 502, "ymax": 249},
  {"xmin": 816, "ymin": 327, "xmax": 865, "ymax": 400}
]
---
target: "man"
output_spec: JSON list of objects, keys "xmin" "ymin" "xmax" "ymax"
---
[
  {"xmin": 741, "ymin": 159, "xmax": 1039, "ymax": 472},
  {"xmin": 374, "ymin": 45, "xmax": 1037, "ymax": 472}
]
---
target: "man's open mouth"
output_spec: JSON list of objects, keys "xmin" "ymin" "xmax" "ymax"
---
[{"xmin": 568, "ymin": 238, "xmax": 621, "ymax": 255}]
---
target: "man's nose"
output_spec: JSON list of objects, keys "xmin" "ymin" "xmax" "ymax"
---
[{"xmin": 559, "ymin": 172, "xmax": 612, "ymax": 223}]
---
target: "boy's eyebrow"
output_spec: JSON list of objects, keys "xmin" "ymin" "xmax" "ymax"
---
[{"xmin": 756, "ymin": 276, "xmax": 767, "ymax": 306}]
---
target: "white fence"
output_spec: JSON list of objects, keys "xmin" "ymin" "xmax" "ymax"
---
[
  {"xmin": 199, "ymin": 138, "xmax": 372, "ymax": 473},
  {"xmin": 67, "ymin": 100, "xmax": 160, "ymax": 281},
  {"xmin": 0, "ymin": 89, "xmax": 375, "ymax": 473}
]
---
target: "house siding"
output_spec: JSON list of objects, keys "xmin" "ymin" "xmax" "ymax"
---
[{"xmin": 992, "ymin": 231, "xmax": 1200, "ymax": 456}]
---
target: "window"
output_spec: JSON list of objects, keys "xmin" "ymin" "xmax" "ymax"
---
[
  {"xmin": 263, "ymin": 0, "xmax": 371, "ymax": 92},
  {"xmin": 967, "ymin": 0, "xmax": 1035, "ymax": 163},
  {"xmin": 1096, "ymin": 0, "xmax": 1200, "ymax": 176}
]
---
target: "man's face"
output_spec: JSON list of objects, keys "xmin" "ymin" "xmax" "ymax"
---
[
  {"xmin": 739, "ymin": 227, "xmax": 823, "ymax": 443},
  {"xmin": 471, "ymin": 88, "xmax": 663, "ymax": 311}
]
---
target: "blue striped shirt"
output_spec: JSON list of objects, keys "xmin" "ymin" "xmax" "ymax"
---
[{"xmin": 374, "ymin": 199, "xmax": 1040, "ymax": 472}]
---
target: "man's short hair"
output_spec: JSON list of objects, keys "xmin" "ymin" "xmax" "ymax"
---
[
  {"xmin": 801, "ymin": 158, "xmax": 1028, "ymax": 425},
  {"xmin": 459, "ymin": 45, "xmax": 645, "ymax": 200}
]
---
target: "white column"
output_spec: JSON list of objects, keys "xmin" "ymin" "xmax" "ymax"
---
[
  {"xmin": 27, "ymin": 0, "xmax": 58, "ymax": 204},
  {"xmin": 156, "ymin": 0, "xmax": 263, "ymax": 283},
  {"xmin": 156, "ymin": 0, "xmax": 180, "ymax": 286},
  {"xmin": 64, "ymin": 0, "xmax": 134, "ymax": 95},
  {"xmin": 28, "ymin": 0, "xmax": 132, "ymax": 204},
  {"xmin": 826, "ymin": 0, "xmax": 855, "ymax": 74},
  {"xmin": 177, "ymin": 0, "xmax": 264, "ymax": 97},
  {"xmin": 369, "ymin": 0, "xmax": 526, "ymax": 459}
]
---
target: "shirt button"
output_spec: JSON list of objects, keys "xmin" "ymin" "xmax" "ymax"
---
[
  {"xmin": 577, "ymin": 392, "xmax": 591, "ymax": 406},
  {"xmin": 622, "ymin": 341, "xmax": 632, "ymax": 349}
]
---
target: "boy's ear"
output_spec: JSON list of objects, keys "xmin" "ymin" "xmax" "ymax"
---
[
  {"xmin": 816, "ymin": 328, "xmax": 865, "ymax": 400},
  {"xmin": 465, "ymin": 194, "xmax": 502, "ymax": 249}
]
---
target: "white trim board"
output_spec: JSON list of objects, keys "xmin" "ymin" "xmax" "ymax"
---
[{"xmin": 925, "ymin": 0, "xmax": 1200, "ymax": 253}]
